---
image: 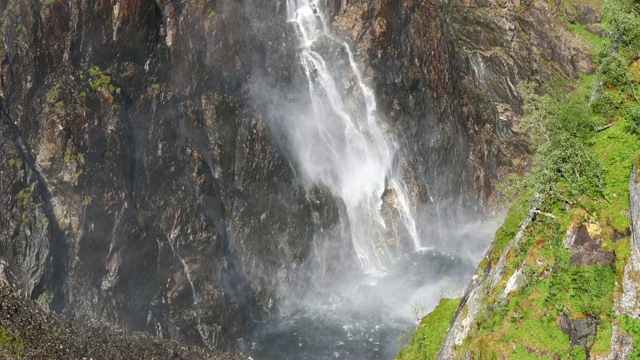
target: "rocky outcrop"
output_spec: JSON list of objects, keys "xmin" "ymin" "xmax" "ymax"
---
[
  {"xmin": 557, "ymin": 314, "xmax": 598, "ymax": 356},
  {"xmin": 0, "ymin": 283, "xmax": 241, "ymax": 359},
  {"xmin": 618, "ymin": 167, "xmax": 640, "ymax": 316},
  {"xmin": 564, "ymin": 225, "xmax": 615, "ymax": 266}
]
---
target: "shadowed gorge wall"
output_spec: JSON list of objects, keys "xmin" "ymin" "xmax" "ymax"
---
[{"xmin": 0, "ymin": 0, "xmax": 595, "ymax": 351}]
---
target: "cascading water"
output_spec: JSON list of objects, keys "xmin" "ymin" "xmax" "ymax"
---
[
  {"xmin": 249, "ymin": 2, "xmax": 496, "ymax": 359},
  {"xmin": 285, "ymin": 0, "xmax": 420, "ymax": 274}
]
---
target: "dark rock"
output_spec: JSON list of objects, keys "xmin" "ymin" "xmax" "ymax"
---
[
  {"xmin": 566, "ymin": 225, "xmax": 615, "ymax": 266},
  {"xmin": 612, "ymin": 227, "xmax": 631, "ymax": 243},
  {"xmin": 565, "ymin": 4, "xmax": 602, "ymax": 25},
  {"xmin": 0, "ymin": 0, "xmax": 316, "ymax": 351},
  {"xmin": 558, "ymin": 314, "xmax": 598, "ymax": 355}
]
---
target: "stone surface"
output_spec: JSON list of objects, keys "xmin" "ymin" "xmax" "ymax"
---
[
  {"xmin": 0, "ymin": 0, "xmax": 318, "ymax": 350},
  {"xmin": 566, "ymin": 225, "xmax": 615, "ymax": 266},
  {"xmin": 592, "ymin": 325, "xmax": 634, "ymax": 360},
  {"xmin": 557, "ymin": 314, "xmax": 598, "ymax": 356},
  {"xmin": 618, "ymin": 167, "xmax": 640, "ymax": 316}
]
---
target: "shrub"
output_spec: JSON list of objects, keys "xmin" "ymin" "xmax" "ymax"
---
[
  {"xmin": 625, "ymin": 102, "xmax": 640, "ymax": 133},
  {"xmin": 591, "ymin": 89, "xmax": 623, "ymax": 120},
  {"xmin": 528, "ymin": 133, "xmax": 603, "ymax": 206},
  {"xmin": 548, "ymin": 91, "xmax": 599, "ymax": 139}
]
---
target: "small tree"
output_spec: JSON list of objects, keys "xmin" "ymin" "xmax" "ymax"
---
[{"xmin": 528, "ymin": 134, "xmax": 603, "ymax": 207}]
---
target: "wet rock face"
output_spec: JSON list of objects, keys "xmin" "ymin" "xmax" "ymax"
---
[
  {"xmin": 333, "ymin": 0, "xmax": 594, "ymax": 212},
  {"xmin": 0, "ymin": 0, "xmax": 315, "ymax": 351},
  {"xmin": 0, "ymin": 0, "xmax": 595, "ymax": 352}
]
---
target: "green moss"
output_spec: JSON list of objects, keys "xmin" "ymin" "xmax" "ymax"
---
[
  {"xmin": 21, "ymin": 211, "xmax": 29, "ymax": 225},
  {"xmin": 489, "ymin": 190, "xmax": 532, "ymax": 267},
  {"xmin": 566, "ymin": 22, "xmax": 604, "ymax": 52},
  {"xmin": 45, "ymin": 83, "xmax": 60, "ymax": 105},
  {"xmin": 36, "ymin": 291, "xmax": 54, "ymax": 308},
  {"xmin": 89, "ymin": 66, "xmax": 115, "ymax": 92},
  {"xmin": 396, "ymin": 298, "xmax": 459, "ymax": 359},
  {"xmin": 465, "ymin": 239, "xmax": 615, "ymax": 357},
  {"xmin": 16, "ymin": 187, "xmax": 31, "ymax": 206},
  {"xmin": 591, "ymin": 321, "xmax": 613, "ymax": 357},
  {"xmin": 619, "ymin": 315, "xmax": 640, "ymax": 358},
  {"xmin": 0, "ymin": 326, "xmax": 21, "ymax": 357},
  {"xmin": 565, "ymin": 264, "xmax": 615, "ymax": 316},
  {"xmin": 63, "ymin": 146, "xmax": 72, "ymax": 162},
  {"xmin": 614, "ymin": 238, "xmax": 631, "ymax": 284}
]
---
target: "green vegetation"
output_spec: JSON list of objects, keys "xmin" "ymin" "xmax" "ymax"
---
[
  {"xmin": 590, "ymin": 121, "xmax": 639, "ymax": 230},
  {"xmin": 466, "ymin": 0, "xmax": 640, "ymax": 355},
  {"xmin": 401, "ymin": 0, "xmax": 640, "ymax": 356},
  {"xmin": 620, "ymin": 315, "xmax": 640, "ymax": 358},
  {"xmin": 396, "ymin": 298, "xmax": 459, "ymax": 359},
  {"xmin": 489, "ymin": 189, "xmax": 531, "ymax": 267},
  {"xmin": 45, "ymin": 83, "xmax": 61, "ymax": 105},
  {"xmin": 508, "ymin": 76, "xmax": 606, "ymax": 208},
  {"xmin": 0, "ymin": 326, "xmax": 21, "ymax": 357},
  {"xmin": 89, "ymin": 66, "xmax": 116, "ymax": 93},
  {"xmin": 567, "ymin": 22, "xmax": 605, "ymax": 51}
]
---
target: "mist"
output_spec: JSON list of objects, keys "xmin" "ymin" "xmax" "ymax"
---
[{"xmin": 245, "ymin": 1, "xmax": 501, "ymax": 359}]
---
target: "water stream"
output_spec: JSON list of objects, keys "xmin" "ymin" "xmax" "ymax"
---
[
  {"xmin": 284, "ymin": 0, "xmax": 420, "ymax": 274},
  {"xmin": 248, "ymin": 1, "xmax": 496, "ymax": 358}
]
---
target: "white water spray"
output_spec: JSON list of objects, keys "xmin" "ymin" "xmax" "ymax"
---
[{"xmin": 285, "ymin": 0, "xmax": 420, "ymax": 273}]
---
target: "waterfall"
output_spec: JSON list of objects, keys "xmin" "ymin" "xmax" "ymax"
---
[{"xmin": 285, "ymin": 0, "xmax": 420, "ymax": 273}]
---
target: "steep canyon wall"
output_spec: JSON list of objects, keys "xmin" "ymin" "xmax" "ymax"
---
[{"xmin": 0, "ymin": 0, "xmax": 594, "ymax": 351}]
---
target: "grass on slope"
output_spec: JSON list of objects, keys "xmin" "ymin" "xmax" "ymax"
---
[{"xmin": 396, "ymin": 298, "xmax": 460, "ymax": 360}]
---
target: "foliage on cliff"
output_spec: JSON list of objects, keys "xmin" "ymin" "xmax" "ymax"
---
[
  {"xmin": 399, "ymin": 0, "xmax": 640, "ymax": 357},
  {"xmin": 396, "ymin": 298, "xmax": 459, "ymax": 360}
]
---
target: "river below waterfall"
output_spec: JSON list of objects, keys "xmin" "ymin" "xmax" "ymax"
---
[{"xmin": 250, "ymin": 247, "xmax": 479, "ymax": 359}]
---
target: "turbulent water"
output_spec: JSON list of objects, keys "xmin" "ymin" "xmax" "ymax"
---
[{"xmin": 251, "ymin": 248, "xmax": 477, "ymax": 360}]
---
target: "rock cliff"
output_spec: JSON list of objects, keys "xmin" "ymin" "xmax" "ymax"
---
[{"xmin": 0, "ymin": 0, "xmax": 595, "ymax": 352}]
